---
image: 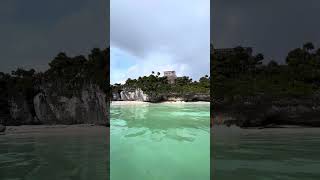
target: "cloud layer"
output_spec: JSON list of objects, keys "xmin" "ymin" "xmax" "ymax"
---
[
  {"xmin": 212, "ymin": 0, "xmax": 320, "ymax": 63},
  {"xmin": 111, "ymin": 0, "xmax": 210, "ymax": 84},
  {"xmin": 0, "ymin": 0, "xmax": 109, "ymax": 72}
]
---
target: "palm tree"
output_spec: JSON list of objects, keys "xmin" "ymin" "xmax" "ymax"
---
[{"xmin": 303, "ymin": 42, "xmax": 314, "ymax": 52}]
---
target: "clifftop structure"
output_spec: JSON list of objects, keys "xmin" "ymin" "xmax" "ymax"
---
[{"xmin": 163, "ymin": 71, "xmax": 177, "ymax": 84}]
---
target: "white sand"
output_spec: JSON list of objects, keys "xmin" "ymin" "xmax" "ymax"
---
[
  {"xmin": 111, "ymin": 101, "xmax": 209, "ymax": 105},
  {"xmin": 111, "ymin": 101, "xmax": 149, "ymax": 105}
]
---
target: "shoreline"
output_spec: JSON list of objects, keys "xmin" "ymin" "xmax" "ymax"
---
[
  {"xmin": 211, "ymin": 125, "xmax": 320, "ymax": 135},
  {"xmin": 1, "ymin": 123, "xmax": 317, "ymax": 137},
  {"xmin": 111, "ymin": 100, "xmax": 210, "ymax": 105},
  {"xmin": 2, "ymin": 124, "xmax": 109, "ymax": 136},
  {"xmin": 213, "ymin": 124, "xmax": 320, "ymax": 130}
]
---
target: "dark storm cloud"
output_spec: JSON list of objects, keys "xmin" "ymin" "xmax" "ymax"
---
[
  {"xmin": 211, "ymin": 0, "xmax": 320, "ymax": 62},
  {"xmin": 0, "ymin": 0, "xmax": 109, "ymax": 72},
  {"xmin": 111, "ymin": 0, "xmax": 210, "ymax": 81}
]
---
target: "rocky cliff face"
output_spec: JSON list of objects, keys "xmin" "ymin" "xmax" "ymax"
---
[
  {"xmin": 112, "ymin": 88, "xmax": 210, "ymax": 102},
  {"xmin": 120, "ymin": 88, "xmax": 149, "ymax": 101},
  {"xmin": 6, "ymin": 83, "xmax": 108, "ymax": 126},
  {"xmin": 8, "ymin": 94, "xmax": 37, "ymax": 125},
  {"xmin": 34, "ymin": 83, "xmax": 108, "ymax": 125},
  {"xmin": 213, "ymin": 97, "xmax": 320, "ymax": 127}
]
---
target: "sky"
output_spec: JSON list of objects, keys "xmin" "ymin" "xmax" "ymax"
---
[
  {"xmin": 212, "ymin": 0, "xmax": 320, "ymax": 63},
  {"xmin": 110, "ymin": 0, "xmax": 210, "ymax": 84},
  {"xmin": 0, "ymin": 0, "xmax": 109, "ymax": 73}
]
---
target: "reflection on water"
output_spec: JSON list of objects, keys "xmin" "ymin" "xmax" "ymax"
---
[
  {"xmin": 212, "ymin": 126, "xmax": 320, "ymax": 180},
  {"xmin": 111, "ymin": 103, "xmax": 210, "ymax": 180},
  {"xmin": 0, "ymin": 130, "xmax": 108, "ymax": 180}
]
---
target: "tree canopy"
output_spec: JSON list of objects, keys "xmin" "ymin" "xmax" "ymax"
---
[{"xmin": 211, "ymin": 42, "xmax": 320, "ymax": 102}]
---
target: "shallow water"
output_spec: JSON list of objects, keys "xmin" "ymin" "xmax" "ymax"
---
[
  {"xmin": 110, "ymin": 103, "xmax": 210, "ymax": 180},
  {"xmin": 0, "ymin": 128, "xmax": 108, "ymax": 180},
  {"xmin": 212, "ymin": 126, "xmax": 320, "ymax": 180}
]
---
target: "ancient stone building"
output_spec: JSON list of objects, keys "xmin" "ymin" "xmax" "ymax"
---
[{"xmin": 163, "ymin": 71, "xmax": 177, "ymax": 84}]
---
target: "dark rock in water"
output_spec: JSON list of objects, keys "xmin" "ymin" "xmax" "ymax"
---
[
  {"xmin": 213, "ymin": 96, "xmax": 320, "ymax": 128},
  {"xmin": 0, "ymin": 124, "xmax": 5, "ymax": 133}
]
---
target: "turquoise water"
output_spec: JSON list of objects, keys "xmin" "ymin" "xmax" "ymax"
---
[
  {"xmin": 110, "ymin": 102, "xmax": 210, "ymax": 180},
  {"xmin": 0, "ymin": 128, "xmax": 108, "ymax": 180},
  {"xmin": 212, "ymin": 126, "xmax": 320, "ymax": 180}
]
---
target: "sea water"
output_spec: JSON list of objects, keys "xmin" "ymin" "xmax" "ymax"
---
[
  {"xmin": 212, "ymin": 126, "xmax": 320, "ymax": 180},
  {"xmin": 110, "ymin": 102, "xmax": 210, "ymax": 180},
  {"xmin": 0, "ymin": 127, "xmax": 108, "ymax": 180}
]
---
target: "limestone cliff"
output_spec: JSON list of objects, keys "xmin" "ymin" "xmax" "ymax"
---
[
  {"xmin": 8, "ymin": 94, "xmax": 37, "ymax": 125},
  {"xmin": 120, "ymin": 88, "xmax": 149, "ymax": 101},
  {"xmin": 33, "ymin": 83, "xmax": 108, "ymax": 125},
  {"xmin": 213, "ymin": 96, "xmax": 320, "ymax": 127},
  {"xmin": 6, "ymin": 83, "xmax": 108, "ymax": 126},
  {"xmin": 112, "ymin": 88, "xmax": 210, "ymax": 102},
  {"xmin": 1, "ymin": 47, "xmax": 109, "ymax": 126}
]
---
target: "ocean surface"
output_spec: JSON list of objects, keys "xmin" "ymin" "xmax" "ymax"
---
[
  {"xmin": 110, "ymin": 102, "xmax": 210, "ymax": 180},
  {"xmin": 212, "ymin": 126, "xmax": 320, "ymax": 180},
  {"xmin": 0, "ymin": 127, "xmax": 108, "ymax": 180}
]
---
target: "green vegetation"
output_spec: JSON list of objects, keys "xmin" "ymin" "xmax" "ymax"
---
[
  {"xmin": 111, "ymin": 72, "xmax": 210, "ymax": 97},
  {"xmin": 45, "ymin": 48, "xmax": 109, "ymax": 96},
  {"xmin": 0, "ymin": 69, "xmax": 37, "ymax": 124},
  {"xmin": 211, "ymin": 42, "xmax": 320, "ymax": 102},
  {"xmin": 0, "ymin": 48, "xmax": 109, "ymax": 125}
]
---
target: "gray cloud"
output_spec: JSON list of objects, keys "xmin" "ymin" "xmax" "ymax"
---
[
  {"xmin": 111, "ymin": 0, "xmax": 210, "ymax": 80},
  {"xmin": 0, "ymin": 0, "xmax": 109, "ymax": 73},
  {"xmin": 211, "ymin": 0, "xmax": 320, "ymax": 62}
]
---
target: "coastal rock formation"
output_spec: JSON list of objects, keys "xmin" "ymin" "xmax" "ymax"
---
[
  {"xmin": 0, "ymin": 124, "xmax": 5, "ymax": 133},
  {"xmin": 120, "ymin": 88, "xmax": 149, "ymax": 101},
  {"xmin": 112, "ymin": 88, "xmax": 210, "ymax": 102},
  {"xmin": 4, "ymin": 83, "xmax": 108, "ymax": 126},
  {"xmin": 1, "ymin": 47, "xmax": 109, "ymax": 126},
  {"xmin": 214, "ymin": 97, "xmax": 320, "ymax": 127},
  {"xmin": 112, "ymin": 91, "xmax": 121, "ymax": 101},
  {"xmin": 33, "ymin": 83, "xmax": 108, "ymax": 125},
  {"xmin": 182, "ymin": 93, "xmax": 210, "ymax": 102},
  {"xmin": 8, "ymin": 94, "xmax": 37, "ymax": 125}
]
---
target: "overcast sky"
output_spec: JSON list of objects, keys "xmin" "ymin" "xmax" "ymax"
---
[
  {"xmin": 212, "ymin": 0, "xmax": 320, "ymax": 63},
  {"xmin": 0, "ymin": 0, "xmax": 109, "ymax": 73},
  {"xmin": 110, "ymin": 0, "xmax": 210, "ymax": 84}
]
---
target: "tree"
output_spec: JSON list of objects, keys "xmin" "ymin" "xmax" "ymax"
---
[
  {"xmin": 303, "ymin": 42, "xmax": 315, "ymax": 52},
  {"xmin": 268, "ymin": 60, "xmax": 278, "ymax": 68}
]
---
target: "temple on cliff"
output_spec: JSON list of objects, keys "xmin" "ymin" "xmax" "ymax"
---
[{"xmin": 163, "ymin": 71, "xmax": 177, "ymax": 84}]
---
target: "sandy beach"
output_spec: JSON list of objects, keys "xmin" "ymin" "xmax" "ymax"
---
[{"xmin": 111, "ymin": 101, "xmax": 210, "ymax": 105}]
